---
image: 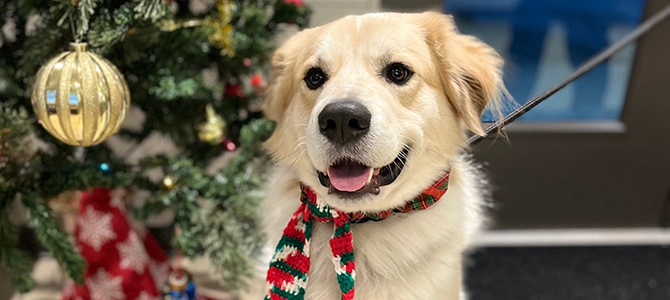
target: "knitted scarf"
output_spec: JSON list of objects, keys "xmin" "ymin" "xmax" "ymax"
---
[{"xmin": 264, "ymin": 170, "xmax": 451, "ymax": 300}]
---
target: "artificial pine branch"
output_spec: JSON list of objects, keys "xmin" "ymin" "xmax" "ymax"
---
[
  {"xmin": 22, "ymin": 194, "xmax": 85, "ymax": 284},
  {"xmin": 133, "ymin": 0, "xmax": 170, "ymax": 23},
  {"xmin": 201, "ymin": 201, "xmax": 263, "ymax": 290},
  {"xmin": 174, "ymin": 189, "xmax": 203, "ymax": 257},
  {"xmin": 75, "ymin": 0, "xmax": 103, "ymax": 40},
  {"xmin": 16, "ymin": 26, "xmax": 65, "ymax": 80},
  {"xmin": 87, "ymin": 6, "xmax": 132, "ymax": 53},
  {"xmin": 0, "ymin": 247, "xmax": 36, "ymax": 293},
  {"xmin": 197, "ymin": 119, "xmax": 272, "ymax": 289},
  {"xmin": 0, "ymin": 206, "xmax": 35, "ymax": 292}
]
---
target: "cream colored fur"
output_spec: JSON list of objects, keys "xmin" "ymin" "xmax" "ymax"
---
[{"xmin": 246, "ymin": 12, "xmax": 503, "ymax": 300}]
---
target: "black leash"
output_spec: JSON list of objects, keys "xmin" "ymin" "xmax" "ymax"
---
[{"xmin": 468, "ymin": 4, "xmax": 670, "ymax": 146}]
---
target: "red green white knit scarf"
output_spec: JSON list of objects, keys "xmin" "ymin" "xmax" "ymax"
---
[{"xmin": 264, "ymin": 170, "xmax": 451, "ymax": 300}]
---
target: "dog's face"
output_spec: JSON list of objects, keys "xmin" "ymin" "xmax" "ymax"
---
[{"xmin": 264, "ymin": 12, "xmax": 502, "ymax": 212}]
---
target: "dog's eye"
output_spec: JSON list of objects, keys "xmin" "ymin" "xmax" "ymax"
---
[
  {"xmin": 384, "ymin": 63, "xmax": 413, "ymax": 85},
  {"xmin": 304, "ymin": 67, "xmax": 328, "ymax": 90}
]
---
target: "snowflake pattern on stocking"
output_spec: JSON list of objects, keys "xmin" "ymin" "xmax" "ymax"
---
[
  {"xmin": 109, "ymin": 191, "xmax": 127, "ymax": 212},
  {"xmin": 78, "ymin": 206, "xmax": 116, "ymax": 251},
  {"xmin": 135, "ymin": 291, "xmax": 158, "ymax": 300},
  {"xmin": 86, "ymin": 269, "xmax": 125, "ymax": 300},
  {"xmin": 149, "ymin": 260, "xmax": 170, "ymax": 288},
  {"xmin": 65, "ymin": 188, "xmax": 172, "ymax": 300},
  {"xmin": 62, "ymin": 279, "xmax": 75, "ymax": 298},
  {"xmin": 117, "ymin": 232, "xmax": 150, "ymax": 274}
]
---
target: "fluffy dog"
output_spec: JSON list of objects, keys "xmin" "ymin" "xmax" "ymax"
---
[{"xmin": 254, "ymin": 12, "xmax": 503, "ymax": 300}]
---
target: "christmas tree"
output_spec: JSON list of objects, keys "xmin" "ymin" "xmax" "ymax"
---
[{"xmin": 0, "ymin": 0, "xmax": 310, "ymax": 293}]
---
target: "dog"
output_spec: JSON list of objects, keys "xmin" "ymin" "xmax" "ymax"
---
[{"xmin": 252, "ymin": 12, "xmax": 503, "ymax": 300}]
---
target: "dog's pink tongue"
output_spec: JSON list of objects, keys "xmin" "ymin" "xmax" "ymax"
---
[{"xmin": 328, "ymin": 161, "xmax": 372, "ymax": 192}]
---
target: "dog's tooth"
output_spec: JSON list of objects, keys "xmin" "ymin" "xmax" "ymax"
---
[{"xmin": 366, "ymin": 168, "xmax": 374, "ymax": 184}]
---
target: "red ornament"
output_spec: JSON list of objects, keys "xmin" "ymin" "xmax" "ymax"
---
[
  {"xmin": 243, "ymin": 58, "xmax": 252, "ymax": 67},
  {"xmin": 225, "ymin": 83, "xmax": 244, "ymax": 98},
  {"xmin": 224, "ymin": 140, "xmax": 237, "ymax": 151},
  {"xmin": 283, "ymin": 0, "xmax": 303, "ymax": 7},
  {"xmin": 250, "ymin": 74, "xmax": 263, "ymax": 87}
]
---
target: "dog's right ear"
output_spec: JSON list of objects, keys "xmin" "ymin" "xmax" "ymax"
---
[
  {"xmin": 263, "ymin": 29, "xmax": 315, "ymax": 122},
  {"xmin": 418, "ymin": 12, "xmax": 504, "ymax": 136}
]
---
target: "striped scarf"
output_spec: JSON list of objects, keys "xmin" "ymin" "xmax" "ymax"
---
[{"xmin": 264, "ymin": 170, "xmax": 451, "ymax": 300}]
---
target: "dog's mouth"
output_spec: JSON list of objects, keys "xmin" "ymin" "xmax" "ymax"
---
[{"xmin": 317, "ymin": 147, "xmax": 410, "ymax": 198}]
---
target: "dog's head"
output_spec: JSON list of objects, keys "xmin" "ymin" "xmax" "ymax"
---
[{"xmin": 264, "ymin": 12, "xmax": 503, "ymax": 212}]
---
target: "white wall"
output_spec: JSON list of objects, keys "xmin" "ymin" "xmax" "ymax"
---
[{"xmin": 305, "ymin": 0, "xmax": 381, "ymax": 26}]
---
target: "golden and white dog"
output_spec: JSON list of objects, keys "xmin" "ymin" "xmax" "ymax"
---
[{"xmin": 253, "ymin": 12, "xmax": 503, "ymax": 300}]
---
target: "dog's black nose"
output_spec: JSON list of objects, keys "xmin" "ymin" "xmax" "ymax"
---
[{"xmin": 318, "ymin": 100, "xmax": 371, "ymax": 144}]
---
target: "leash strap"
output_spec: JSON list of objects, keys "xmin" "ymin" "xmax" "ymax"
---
[{"xmin": 468, "ymin": 4, "xmax": 670, "ymax": 145}]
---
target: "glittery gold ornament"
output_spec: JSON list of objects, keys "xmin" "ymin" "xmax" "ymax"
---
[
  {"xmin": 31, "ymin": 43, "xmax": 130, "ymax": 146},
  {"xmin": 197, "ymin": 104, "xmax": 227, "ymax": 144},
  {"xmin": 208, "ymin": 0, "xmax": 236, "ymax": 56},
  {"xmin": 157, "ymin": 0, "xmax": 235, "ymax": 56}
]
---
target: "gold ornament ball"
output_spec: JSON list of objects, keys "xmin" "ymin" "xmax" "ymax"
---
[
  {"xmin": 31, "ymin": 43, "xmax": 131, "ymax": 146},
  {"xmin": 197, "ymin": 104, "xmax": 227, "ymax": 144}
]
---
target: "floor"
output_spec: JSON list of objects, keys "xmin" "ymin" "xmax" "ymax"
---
[{"xmin": 466, "ymin": 246, "xmax": 670, "ymax": 300}]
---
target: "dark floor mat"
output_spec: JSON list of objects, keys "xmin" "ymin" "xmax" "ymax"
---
[{"xmin": 465, "ymin": 246, "xmax": 670, "ymax": 300}]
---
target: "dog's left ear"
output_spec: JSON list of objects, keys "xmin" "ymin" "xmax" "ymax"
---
[{"xmin": 419, "ymin": 12, "xmax": 503, "ymax": 136}]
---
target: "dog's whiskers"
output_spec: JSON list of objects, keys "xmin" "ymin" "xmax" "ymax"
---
[
  {"xmin": 278, "ymin": 148, "xmax": 307, "ymax": 180},
  {"xmin": 289, "ymin": 136, "xmax": 307, "ymax": 148},
  {"xmin": 278, "ymin": 139, "xmax": 306, "ymax": 164},
  {"xmin": 288, "ymin": 123, "xmax": 309, "ymax": 128},
  {"xmin": 289, "ymin": 149, "xmax": 307, "ymax": 171},
  {"xmin": 286, "ymin": 142, "xmax": 306, "ymax": 158},
  {"xmin": 425, "ymin": 147, "xmax": 450, "ymax": 163}
]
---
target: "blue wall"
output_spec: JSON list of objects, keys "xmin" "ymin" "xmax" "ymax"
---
[{"xmin": 444, "ymin": 0, "xmax": 646, "ymax": 121}]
